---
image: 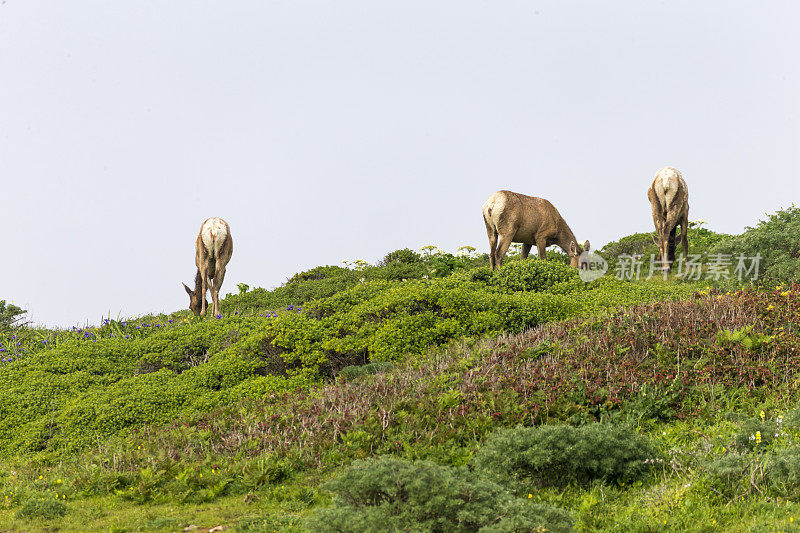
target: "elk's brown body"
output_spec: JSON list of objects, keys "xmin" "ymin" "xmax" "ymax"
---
[
  {"xmin": 183, "ymin": 217, "xmax": 233, "ymax": 316},
  {"xmin": 482, "ymin": 190, "xmax": 589, "ymax": 271},
  {"xmin": 647, "ymin": 167, "xmax": 689, "ymax": 270}
]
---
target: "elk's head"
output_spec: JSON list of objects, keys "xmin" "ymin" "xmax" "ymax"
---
[
  {"xmin": 183, "ymin": 282, "xmax": 207, "ymax": 317},
  {"xmin": 568, "ymin": 240, "xmax": 591, "ymax": 268}
]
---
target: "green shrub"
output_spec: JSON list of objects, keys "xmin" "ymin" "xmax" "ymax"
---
[
  {"xmin": 381, "ymin": 248, "xmax": 422, "ymax": 265},
  {"xmin": 711, "ymin": 205, "xmax": 800, "ymax": 282},
  {"xmin": 600, "ymin": 227, "xmax": 731, "ymax": 275},
  {"xmin": 237, "ymin": 514, "xmax": 302, "ymax": 532},
  {"xmin": 16, "ymin": 498, "xmax": 67, "ymax": 519},
  {"xmin": 307, "ymin": 456, "xmax": 573, "ymax": 533},
  {"xmin": 704, "ymin": 454, "xmax": 750, "ymax": 500},
  {"xmin": 288, "ymin": 265, "xmax": 352, "ymax": 283},
  {"xmin": 735, "ymin": 417, "xmax": 777, "ymax": 452},
  {"xmin": 472, "ymin": 424, "xmax": 660, "ymax": 489},
  {"xmin": 600, "ymin": 232, "xmax": 657, "ymax": 261},
  {"xmin": 706, "ymin": 451, "xmax": 800, "ymax": 502},
  {"xmin": 765, "ymin": 451, "xmax": 800, "ymax": 500},
  {"xmin": 0, "ymin": 300, "xmax": 26, "ymax": 331},
  {"xmin": 370, "ymin": 261, "xmax": 426, "ymax": 281},
  {"xmin": 338, "ymin": 362, "xmax": 396, "ymax": 381},
  {"xmin": 490, "ymin": 259, "xmax": 578, "ymax": 293}
]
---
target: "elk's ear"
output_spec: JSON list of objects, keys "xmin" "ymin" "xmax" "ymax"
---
[
  {"xmin": 569, "ymin": 241, "xmax": 578, "ymax": 256},
  {"xmin": 583, "ymin": 240, "xmax": 590, "ymax": 252},
  {"xmin": 183, "ymin": 283, "xmax": 193, "ymax": 296}
]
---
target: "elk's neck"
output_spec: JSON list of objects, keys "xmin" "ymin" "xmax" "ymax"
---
[
  {"xmin": 192, "ymin": 269, "xmax": 204, "ymax": 296},
  {"xmin": 556, "ymin": 223, "xmax": 578, "ymax": 252}
]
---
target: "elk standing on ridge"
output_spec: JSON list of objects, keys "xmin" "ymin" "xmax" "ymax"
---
[
  {"xmin": 183, "ymin": 217, "xmax": 233, "ymax": 317},
  {"xmin": 482, "ymin": 190, "xmax": 589, "ymax": 271},
  {"xmin": 647, "ymin": 167, "xmax": 689, "ymax": 271}
]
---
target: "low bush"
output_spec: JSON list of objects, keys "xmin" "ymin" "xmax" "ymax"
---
[
  {"xmin": 600, "ymin": 226, "xmax": 731, "ymax": 275},
  {"xmin": 705, "ymin": 450, "xmax": 800, "ymax": 502},
  {"xmin": 0, "ymin": 300, "xmax": 26, "ymax": 331},
  {"xmin": 711, "ymin": 205, "xmax": 800, "ymax": 282},
  {"xmin": 307, "ymin": 456, "xmax": 573, "ymax": 533},
  {"xmin": 381, "ymin": 248, "xmax": 422, "ymax": 265},
  {"xmin": 704, "ymin": 454, "xmax": 750, "ymax": 500},
  {"xmin": 16, "ymin": 498, "xmax": 67, "ymax": 519},
  {"xmin": 338, "ymin": 361, "xmax": 396, "ymax": 381},
  {"xmin": 490, "ymin": 259, "xmax": 578, "ymax": 293},
  {"xmin": 765, "ymin": 451, "xmax": 800, "ymax": 500},
  {"xmin": 735, "ymin": 417, "xmax": 778, "ymax": 452},
  {"xmin": 472, "ymin": 424, "xmax": 660, "ymax": 490}
]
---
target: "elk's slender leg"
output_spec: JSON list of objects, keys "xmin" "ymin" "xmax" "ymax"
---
[
  {"xmin": 200, "ymin": 274, "xmax": 208, "ymax": 316},
  {"xmin": 648, "ymin": 188, "xmax": 665, "ymax": 261},
  {"xmin": 485, "ymin": 220, "xmax": 498, "ymax": 270},
  {"xmin": 535, "ymin": 235, "xmax": 547, "ymax": 260},
  {"xmin": 521, "ymin": 243, "xmax": 532, "ymax": 259},
  {"xmin": 211, "ymin": 263, "xmax": 227, "ymax": 316},
  {"xmin": 680, "ymin": 213, "xmax": 689, "ymax": 259},
  {"xmin": 664, "ymin": 207, "xmax": 684, "ymax": 267},
  {"xmin": 494, "ymin": 234, "xmax": 513, "ymax": 269}
]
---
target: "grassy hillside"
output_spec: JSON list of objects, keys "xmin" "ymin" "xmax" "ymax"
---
[{"xmin": 1, "ymin": 208, "xmax": 799, "ymax": 532}]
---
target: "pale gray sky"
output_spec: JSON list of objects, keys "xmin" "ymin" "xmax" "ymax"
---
[{"xmin": 2, "ymin": 1, "xmax": 798, "ymax": 327}]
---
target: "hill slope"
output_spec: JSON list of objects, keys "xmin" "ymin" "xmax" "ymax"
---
[{"xmin": 1, "ymin": 211, "xmax": 799, "ymax": 531}]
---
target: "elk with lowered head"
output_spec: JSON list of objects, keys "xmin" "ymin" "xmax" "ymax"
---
[
  {"xmin": 482, "ymin": 190, "xmax": 589, "ymax": 271},
  {"xmin": 647, "ymin": 167, "xmax": 689, "ymax": 271},
  {"xmin": 183, "ymin": 217, "xmax": 233, "ymax": 317}
]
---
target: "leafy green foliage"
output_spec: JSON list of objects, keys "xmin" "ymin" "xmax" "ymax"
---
[
  {"xmin": 473, "ymin": 424, "xmax": 660, "ymax": 489},
  {"xmin": 16, "ymin": 498, "xmax": 66, "ymax": 519},
  {"xmin": 381, "ymin": 248, "xmax": 422, "ymax": 265},
  {"xmin": 600, "ymin": 227, "xmax": 731, "ymax": 274},
  {"xmin": 307, "ymin": 456, "xmax": 573, "ymax": 533},
  {"xmin": 734, "ymin": 417, "xmax": 777, "ymax": 452},
  {"xmin": 715, "ymin": 325, "xmax": 774, "ymax": 352},
  {"xmin": 0, "ymin": 300, "xmax": 26, "ymax": 331},
  {"xmin": 711, "ymin": 205, "xmax": 800, "ymax": 282},
  {"xmin": 490, "ymin": 259, "xmax": 577, "ymax": 293},
  {"xmin": 0, "ymin": 317, "xmax": 313, "ymax": 456},
  {"xmin": 338, "ymin": 361, "xmax": 396, "ymax": 381}
]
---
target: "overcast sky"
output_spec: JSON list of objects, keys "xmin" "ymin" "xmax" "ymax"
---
[{"xmin": 2, "ymin": 1, "xmax": 798, "ymax": 328}]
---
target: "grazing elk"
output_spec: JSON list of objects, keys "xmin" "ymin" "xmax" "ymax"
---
[
  {"xmin": 647, "ymin": 167, "xmax": 689, "ymax": 271},
  {"xmin": 482, "ymin": 190, "xmax": 590, "ymax": 271},
  {"xmin": 183, "ymin": 217, "xmax": 233, "ymax": 317}
]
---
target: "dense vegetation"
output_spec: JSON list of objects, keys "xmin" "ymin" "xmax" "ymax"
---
[{"xmin": 0, "ymin": 206, "xmax": 798, "ymax": 531}]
